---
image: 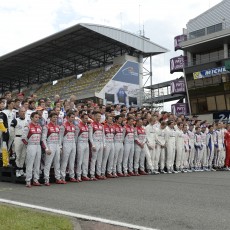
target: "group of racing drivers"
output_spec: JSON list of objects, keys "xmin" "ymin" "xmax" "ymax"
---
[{"xmin": 0, "ymin": 92, "xmax": 230, "ymax": 188}]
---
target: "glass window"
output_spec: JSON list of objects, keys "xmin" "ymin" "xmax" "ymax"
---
[
  {"xmin": 207, "ymin": 25, "xmax": 215, "ymax": 34},
  {"xmin": 213, "ymin": 75, "xmax": 221, "ymax": 84},
  {"xmin": 207, "ymin": 23, "xmax": 222, "ymax": 34},
  {"xmin": 189, "ymin": 28, "xmax": 205, "ymax": 39},
  {"xmin": 187, "ymin": 80, "xmax": 195, "ymax": 89},
  {"xmin": 216, "ymin": 95, "xmax": 226, "ymax": 110},
  {"xmin": 207, "ymin": 96, "xmax": 216, "ymax": 111},
  {"xmin": 226, "ymin": 94, "xmax": 230, "ymax": 110},
  {"xmin": 203, "ymin": 77, "xmax": 213, "ymax": 86},
  {"xmin": 198, "ymin": 97, "xmax": 208, "ymax": 113},
  {"xmin": 215, "ymin": 23, "xmax": 222, "ymax": 32},
  {"xmin": 190, "ymin": 99, "xmax": 198, "ymax": 114},
  {"xmin": 194, "ymin": 79, "xmax": 203, "ymax": 87}
]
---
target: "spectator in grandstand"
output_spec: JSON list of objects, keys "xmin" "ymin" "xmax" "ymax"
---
[
  {"xmin": 13, "ymin": 99, "xmax": 21, "ymax": 117},
  {"xmin": 4, "ymin": 91, "xmax": 12, "ymax": 102},
  {"xmin": 25, "ymin": 100, "xmax": 36, "ymax": 123},
  {"xmin": 38, "ymin": 99, "xmax": 48, "ymax": 123},
  {"xmin": 31, "ymin": 94, "xmax": 38, "ymax": 102},
  {"xmin": 100, "ymin": 105, "xmax": 106, "ymax": 123},
  {"xmin": 36, "ymin": 106, "xmax": 46, "ymax": 127},
  {"xmin": 53, "ymin": 107, "xmax": 64, "ymax": 126},
  {"xmin": 17, "ymin": 92, "xmax": 24, "ymax": 102},
  {"xmin": 21, "ymin": 100, "xmax": 29, "ymax": 111},
  {"xmin": 45, "ymin": 98, "xmax": 52, "ymax": 112},
  {"xmin": 3, "ymin": 100, "xmax": 16, "ymax": 130},
  {"xmin": 114, "ymin": 104, "xmax": 121, "ymax": 116}
]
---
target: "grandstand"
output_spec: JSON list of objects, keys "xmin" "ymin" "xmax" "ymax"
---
[
  {"xmin": 34, "ymin": 65, "xmax": 122, "ymax": 101},
  {"xmin": 0, "ymin": 23, "xmax": 168, "ymax": 106}
]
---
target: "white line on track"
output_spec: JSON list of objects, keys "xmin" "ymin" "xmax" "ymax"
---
[{"xmin": 0, "ymin": 198, "xmax": 160, "ymax": 230}]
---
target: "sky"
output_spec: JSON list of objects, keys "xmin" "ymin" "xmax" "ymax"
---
[{"xmin": 0, "ymin": 0, "xmax": 222, "ymax": 110}]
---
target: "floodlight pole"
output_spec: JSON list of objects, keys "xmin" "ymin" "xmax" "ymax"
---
[{"xmin": 150, "ymin": 55, "xmax": 153, "ymax": 109}]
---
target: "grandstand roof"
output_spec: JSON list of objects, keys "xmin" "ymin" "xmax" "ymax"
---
[{"xmin": 0, "ymin": 23, "xmax": 168, "ymax": 93}]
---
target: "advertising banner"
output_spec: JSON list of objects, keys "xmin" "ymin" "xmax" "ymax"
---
[
  {"xmin": 170, "ymin": 56, "xmax": 187, "ymax": 74},
  {"xmin": 171, "ymin": 103, "xmax": 188, "ymax": 115},
  {"xmin": 213, "ymin": 111, "xmax": 230, "ymax": 122},
  {"xmin": 174, "ymin": 34, "xmax": 187, "ymax": 51},
  {"xmin": 170, "ymin": 79, "xmax": 186, "ymax": 95},
  {"xmin": 193, "ymin": 66, "xmax": 228, "ymax": 79},
  {"xmin": 104, "ymin": 61, "xmax": 140, "ymax": 106}
]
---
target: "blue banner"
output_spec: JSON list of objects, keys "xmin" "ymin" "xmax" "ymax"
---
[
  {"xmin": 193, "ymin": 66, "xmax": 228, "ymax": 79},
  {"xmin": 112, "ymin": 61, "xmax": 139, "ymax": 85}
]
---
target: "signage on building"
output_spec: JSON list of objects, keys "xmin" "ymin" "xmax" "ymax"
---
[
  {"xmin": 174, "ymin": 34, "xmax": 187, "ymax": 51},
  {"xmin": 170, "ymin": 79, "xmax": 186, "ymax": 95},
  {"xmin": 213, "ymin": 111, "xmax": 230, "ymax": 122},
  {"xmin": 193, "ymin": 66, "xmax": 229, "ymax": 79},
  {"xmin": 104, "ymin": 61, "xmax": 140, "ymax": 106},
  {"xmin": 171, "ymin": 103, "xmax": 188, "ymax": 115},
  {"xmin": 170, "ymin": 56, "xmax": 187, "ymax": 74}
]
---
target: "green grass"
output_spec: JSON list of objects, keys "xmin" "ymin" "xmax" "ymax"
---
[{"xmin": 0, "ymin": 205, "xmax": 73, "ymax": 230}]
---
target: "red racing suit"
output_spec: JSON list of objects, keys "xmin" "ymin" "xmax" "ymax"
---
[
  {"xmin": 122, "ymin": 124, "xmax": 135, "ymax": 174},
  {"xmin": 22, "ymin": 122, "xmax": 42, "ymax": 183},
  {"xmin": 42, "ymin": 122, "xmax": 61, "ymax": 181},
  {"xmin": 102, "ymin": 123, "xmax": 115, "ymax": 175},
  {"xmin": 224, "ymin": 130, "xmax": 230, "ymax": 167},
  {"xmin": 60, "ymin": 121, "xmax": 77, "ymax": 180},
  {"xmin": 113, "ymin": 123, "xmax": 124, "ymax": 174},
  {"xmin": 89, "ymin": 121, "xmax": 105, "ymax": 177},
  {"xmin": 75, "ymin": 121, "xmax": 89, "ymax": 178}
]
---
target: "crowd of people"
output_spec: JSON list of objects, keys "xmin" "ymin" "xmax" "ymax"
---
[{"xmin": 0, "ymin": 90, "xmax": 230, "ymax": 188}]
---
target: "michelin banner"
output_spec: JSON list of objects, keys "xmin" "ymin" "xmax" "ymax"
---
[
  {"xmin": 104, "ymin": 61, "xmax": 140, "ymax": 106},
  {"xmin": 193, "ymin": 66, "xmax": 228, "ymax": 79}
]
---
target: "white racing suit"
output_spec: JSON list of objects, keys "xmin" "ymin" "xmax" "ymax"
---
[
  {"xmin": 22, "ymin": 123, "xmax": 42, "ymax": 183},
  {"xmin": 206, "ymin": 132, "xmax": 215, "ymax": 169},
  {"xmin": 200, "ymin": 131, "xmax": 207, "ymax": 169},
  {"xmin": 175, "ymin": 129, "xmax": 184, "ymax": 171},
  {"xmin": 59, "ymin": 121, "xmax": 76, "ymax": 180},
  {"xmin": 89, "ymin": 121, "xmax": 105, "ymax": 177},
  {"xmin": 112, "ymin": 123, "xmax": 124, "ymax": 175},
  {"xmin": 145, "ymin": 124, "xmax": 157, "ymax": 171},
  {"xmin": 75, "ymin": 122, "xmax": 89, "ymax": 179},
  {"xmin": 42, "ymin": 122, "xmax": 61, "ymax": 182},
  {"xmin": 134, "ymin": 126, "xmax": 147, "ymax": 173},
  {"xmin": 188, "ymin": 130, "xmax": 195, "ymax": 170},
  {"xmin": 9, "ymin": 117, "xmax": 27, "ymax": 174},
  {"xmin": 183, "ymin": 132, "xmax": 190, "ymax": 170},
  {"xmin": 155, "ymin": 128, "xmax": 166, "ymax": 172},
  {"xmin": 122, "ymin": 124, "xmax": 135, "ymax": 174},
  {"xmin": 194, "ymin": 133, "xmax": 203, "ymax": 170},
  {"xmin": 101, "ymin": 124, "xmax": 115, "ymax": 175},
  {"xmin": 165, "ymin": 127, "xmax": 176, "ymax": 172},
  {"xmin": 214, "ymin": 129, "xmax": 225, "ymax": 167}
]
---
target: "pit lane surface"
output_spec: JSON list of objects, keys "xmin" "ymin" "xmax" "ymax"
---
[{"xmin": 0, "ymin": 172, "xmax": 229, "ymax": 230}]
